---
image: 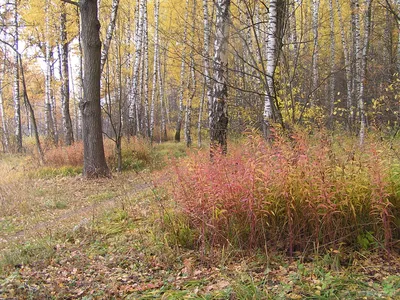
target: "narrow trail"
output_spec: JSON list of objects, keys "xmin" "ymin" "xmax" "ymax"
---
[{"xmin": 0, "ymin": 180, "xmax": 151, "ymax": 250}]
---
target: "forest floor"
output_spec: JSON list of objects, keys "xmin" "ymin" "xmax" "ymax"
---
[{"xmin": 0, "ymin": 151, "xmax": 399, "ymax": 299}]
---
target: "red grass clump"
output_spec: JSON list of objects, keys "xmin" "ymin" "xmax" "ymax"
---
[
  {"xmin": 44, "ymin": 142, "xmax": 84, "ymax": 167},
  {"xmin": 167, "ymin": 131, "xmax": 399, "ymax": 254}
]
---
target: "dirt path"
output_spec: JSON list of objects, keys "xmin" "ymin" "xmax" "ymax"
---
[{"xmin": 0, "ymin": 177, "xmax": 151, "ymax": 250}]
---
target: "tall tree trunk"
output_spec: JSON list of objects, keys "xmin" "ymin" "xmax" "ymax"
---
[
  {"xmin": 129, "ymin": 0, "xmax": 144, "ymax": 136},
  {"xmin": 185, "ymin": 0, "xmax": 197, "ymax": 148},
  {"xmin": 311, "ymin": 0, "xmax": 320, "ymax": 105},
  {"xmin": 100, "ymin": 0, "xmax": 120, "ymax": 73},
  {"xmin": 336, "ymin": 0, "xmax": 353, "ymax": 131},
  {"xmin": 328, "ymin": 0, "xmax": 336, "ymax": 128},
  {"xmin": 44, "ymin": 0, "xmax": 57, "ymax": 144},
  {"xmin": 150, "ymin": 0, "xmax": 160, "ymax": 141},
  {"xmin": 263, "ymin": 0, "xmax": 279, "ymax": 140},
  {"xmin": 158, "ymin": 46, "xmax": 167, "ymax": 141},
  {"xmin": 358, "ymin": 0, "xmax": 373, "ymax": 145},
  {"xmin": 175, "ymin": 0, "xmax": 190, "ymax": 142},
  {"xmin": 13, "ymin": 0, "xmax": 22, "ymax": 152},
  {"xmin": 60, "ymin": 1, "xmax": 74, "ymax": 145},
  {"xmin": 142, "ymin": 0, "xmax": 149, "ymax": 137},
  {"xmin": 79, "ymin": 0, "xmax": 110, "ymax": 177},
  {"xmin": 199, "ymin": 0, "xmax": 211, "ymax": 146},
  {"xmin": 76, "ymin": 6, "xmax": 83, "ymax": 140},
  {"xmin": 19, "ymin": 55, "xmax": 44, "ymax": 164},
  {"xmin": 123, "ymin": 2, "xmax": 133, "ymax": 139},
  {"xmin": 203, "ymin": 0, "xmax": 212, "ymax": 128},
  {"xmin": 0, "ymin": 56, "xmax": 9, "ymax": 152},
  {"xmin": 210, "ymin": 0, "xmax": 230, "ymax": 154}
]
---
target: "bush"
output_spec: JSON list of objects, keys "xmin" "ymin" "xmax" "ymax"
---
[
  {"xmin": 44, "ymin": 142, "xmax": 84, "ymax": 167},
  {"xmin": 167, "ymin": 130, "xmax": 399, "ymax": 255}
]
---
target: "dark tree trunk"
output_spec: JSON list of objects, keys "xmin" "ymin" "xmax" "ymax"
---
[{"xmin": 80, "ymin": 0, "xmax": 110, "ymax": 177}]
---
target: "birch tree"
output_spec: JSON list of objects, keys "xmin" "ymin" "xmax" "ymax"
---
[
  {"xmin": 150, "ymin": 0, "xmax": 160, "ymax": 141},
  {"xmin": 0, "ymin": 52, "xmax": 8, "ymax": 152},
  {"xmin": 203, "ymin": 0, "xmax": 212, "ymax": 128},
  {"xmin": 158, "ymin": 45, "xmax": 167, "ymax": 141},
  {"xmin": 263, "ymin": 0, "xmax": 279, "ymax": 139},
  {"xmin": 129, "ymin": 0, "xmax": 144, "ymax": 136},
  {"xmin": 185, "ymin": 0, "xmax": 197, "ymax": 148},
  {"xmin": 210, "ymin": 0, "xmax": 230, "ymax": 154},
  {"xmin": 311, "ymin": 0, "xmax": 320, "ymax": 105},
  {"xmin": 44, "ymin": 0, "xmax": 57, "ymax": 144},
  {"xmin": 100, "ymin": 0, "xmax": 120, "ymax": 73},
  {"xmin": 12, "ymin": 0, "xmax": 22, "ymax": 152},
  {"xmin": 60, "ymin": 1, "xmax": 74, "ymax": 145},
  {"xmin": 175, "ymin": 0, "xmax": 190, "ymax": 142},
  {"xmin": 336, "ymin": 0, "xmax": 353, "ymax": 130},
  {"xmin": 358, "ymin": 0, "xmax": 373, "ymax": 145},
  {"xmin": 142, "ymin": 0, "xmax": 149, "ymax": 137},
  {"xmin": 328, "ymin": 0, "xmax": 336, "ymax": 127}
]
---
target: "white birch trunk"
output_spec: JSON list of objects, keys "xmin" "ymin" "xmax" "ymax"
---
[
  {"xmin": 358, "ymin": 0, "xmax": 372, "ymax": 145},
  {"xmin": 100, "ymin": 0, "xmax": 120, "ymax": 73},
  {"xmin": 77, "ymin": 15, "xmax": 84, "ymax": 141},
  {"xmin": 210, "ymin": 0, "xmax": 230, "ymax": 153},
  {"xmin": 185, "ymin": 0, "xmax": 196, "ymax": 148},
  {"xmin": 13, "ymin": 0, "xmax": 22, "ymax": 152},
  {"xmin": 60, "ymin": 1, "xmax": 74, "ymax": 145},
  {"xmin": 311, "ymin": 0, "xmax": 320, "ymax": 105},
  {"xmin": 263, "ymin": 0, "xmax": 278, "ymax": 139},
  {"xmin": 202, "ymin": 0, "xmax": 212, "ymax": 130},
  {"xmin": 175, "ymin": 0, "xmax": 190, "ymax": 142},
  {"xmin": 129, "ymin": 0, "xmax": 144, "ymax": 136},
  {"xmin": 150, "ymin": 0, "xmax": 160, "ymax": 141},
  {"xmin": 329, "ymin": 0, "xmax": 336, "ymax": 127},
  {"xmin": 0, "ymin": 56, "xmax": 9, "ymax": 152},
  {"xmin": 336, "ymin": 0, "xmax": 353, "ymax": 129},
  {"xmin": 158, "ymin": 51, "xmax": 167, "ymax": 141},
  {"xmin": 142, "ymin": 0, "xmax": 149, "ymax": 137},
  {"xmin": 44, "ymin": 0, "xmax": 56, "ymax": 144}
]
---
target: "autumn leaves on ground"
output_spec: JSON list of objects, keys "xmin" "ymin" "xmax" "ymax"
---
[{"xmin": 0, "ymin": 133, "xmax": 399, "ymax": 299}]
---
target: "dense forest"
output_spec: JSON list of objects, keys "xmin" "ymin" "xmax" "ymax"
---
[
  {"xmin": 0, "ymin": 0, "xmax": 400, "ymax": 298},
  {"xmin": 0, "ymin": 0, "xmax": 399, "ymax": 165}
]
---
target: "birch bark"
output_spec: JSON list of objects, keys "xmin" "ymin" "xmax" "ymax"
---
[
  {"xmin": 129, "ymin": 0, "xmax": 144, "ymax": 136},
  {"xmin": 210, "ymin": 0, "xmax": 230, "ymax": 154},
  {"xmin": 44, "ymin": 0, "xmax": 57, "ymax": 144},
  {"xmin": 185, "ymin": 0, "xmax": 196, "ymax": 148},
  {"xmin": 358, "ymin": 0, "xmax": 373, "ymax": 145},
  {"xmin": 100, "ymin": 0, "xmax": 120, "ymax": 73},
  {"xmin": 150, "ymin": 0, "xmax": 160, "ymax": 141},
  {"xmin": 12, "ymin": 0, "xmax": 22, "ymax": 152},
  {"xmin": 175, "ymin": 0, "xmax": 190, "ymax": 142},
  {"xmin": 0, "ymin": 55, "xmax": 8, "ymax": 152},
  {"xmin": 60, "ymin": 1, "xmax": 74, "ymax": 145},
  {"xmin": 200, "ymin": 0, "xmax": 212, "ymax": 141},
  {"xmin": 263, "ymin": 0, "xmax": 278, "ymax": 139},
  {"xmin": 142, "ymin": 0, "xmax": 149, "ymax": 137},
  {"xmin": 311, "ymin": 0, "xmax": 320, "ymax": 105},
  {"xmin": 328, "ymin": 0, "xmax": 336, "ymax": 127},
  {"xmin": 336, "ymin": 0, "xmax": 353, "ymax": 130}
]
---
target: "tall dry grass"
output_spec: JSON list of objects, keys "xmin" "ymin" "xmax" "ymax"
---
[{"xmin": 166, "ymin": 130, "xmax": 400, "ymax": 254}]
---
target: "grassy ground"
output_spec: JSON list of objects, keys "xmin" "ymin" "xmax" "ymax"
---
[{"xmin": 0, "ymin": 141, "xmax": 399, "ymax": 299}]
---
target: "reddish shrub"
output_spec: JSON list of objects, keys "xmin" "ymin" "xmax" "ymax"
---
[{"xmin": 166, "ymin": 131, "xmax": 398, "ymax": 254}]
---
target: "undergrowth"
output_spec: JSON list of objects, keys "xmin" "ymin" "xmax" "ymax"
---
[
  {"xmin": 42, "ymin": 138, "xmax": 187, "ymax": 174},
  {"xmin": 166, "ymin": 130, "xmax": 400, "ymax": 255}
]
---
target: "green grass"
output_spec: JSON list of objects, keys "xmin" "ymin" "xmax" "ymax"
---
[
  {"xmin": 29, "ymin": 166, "xmax": 82, "ymax": 179},
  {"xmin": 0, "ymin": 136, "xmax": 400, "ymax": 298}
]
